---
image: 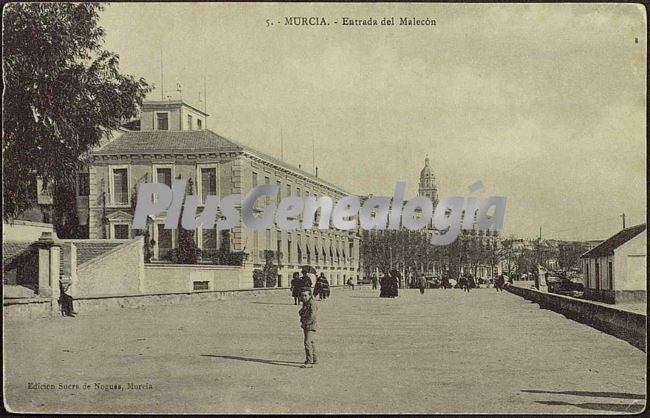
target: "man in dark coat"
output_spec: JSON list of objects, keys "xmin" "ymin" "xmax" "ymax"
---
[{"xmin": 59, "ymin": 279, "xmax": 76, "ymax": 317}]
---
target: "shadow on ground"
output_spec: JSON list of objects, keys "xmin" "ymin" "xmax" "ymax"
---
[
  {"xmin": 249, "ymin": 301, "xmax": 297, "ymax": 306},
  {"xmin": 522, "ymin": 390, "xmax": 645, "ymax": 400},
  {"xmin": 535, "ymin": 400, "xmax": 644, "ymax": 413},
  {"xmin": 201, "ymin": 355, "xmax": 305, "ymax": 368}
]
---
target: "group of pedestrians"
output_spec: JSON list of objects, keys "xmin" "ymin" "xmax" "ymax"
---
[
  {"xmin": 379, "ymin": 271, "xmax": 399, "ymax": 298},
  {"xmin": 290, "ymin": 269, "xmax": 332, "ymax": 305},
  {"xmin": 459, "ymin": 274, "xmax": 476, "ymax": 292}
]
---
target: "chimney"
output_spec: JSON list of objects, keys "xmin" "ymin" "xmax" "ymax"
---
[{"xmin": 315, "ymin": 167, "xmax": 319, "ymax": 177}]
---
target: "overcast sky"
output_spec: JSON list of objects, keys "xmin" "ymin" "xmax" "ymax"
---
[{"xmin": 99, "ymin": 3, "xmax": 646, "ymax": 241}]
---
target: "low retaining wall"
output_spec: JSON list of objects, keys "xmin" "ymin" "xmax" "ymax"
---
[
  {"xmin": 507, "ymin": 285, "xmax": 646, "ymax": 351},
  {"xmin": 4, "ymin": 286, "xmax": 354, "ymax": 320},
  {"xmin": 143, "ymin": 264, "xmax": 244, "ymax": 293}
]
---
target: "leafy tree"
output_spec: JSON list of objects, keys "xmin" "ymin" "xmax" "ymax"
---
[
  {"xmin": 558, "ymin": 241, "xmax": 586, "ymax": 271},
  {"xmin": 263, "ymin": 250, "xmax": 278, "ymax": 287},
  {"xmin": 3, "ymin": 3, "xmax": 150, "ymax": 222}
]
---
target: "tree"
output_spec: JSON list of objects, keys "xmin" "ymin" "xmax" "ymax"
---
[
  {"xmin": 558, "ymin": 241, "xmax": 585, "ymax": 271},
  {"xmin": 3, "ymin": 3, "xmax": 150, "ymax": 222}
]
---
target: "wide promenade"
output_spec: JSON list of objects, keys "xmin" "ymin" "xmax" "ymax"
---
[{"xmin": 4, "ymin": 287, "xmax": 646, "ymax": 414}]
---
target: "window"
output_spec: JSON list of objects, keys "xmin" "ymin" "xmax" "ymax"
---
[
  {"xmin": 595, "ymin": 261, "xmax": 600, "ymax": 290},
  {"xmin": 277, "ymin": 239, "xmax": 282, "ymax": 263},
  {"xmin": 156, "ymin": 112, "xmax": 169, "ymax": 130},
  {"xmin": 286, "ymin": 184, "xmax": 291, "ymax": 197},
  {"xmin": 252, "ymin": 172, "xmax": 258, "ymax": 187},
  {"xmin": 200, "ymin": 167, "xmax": 217, "ymax": 200},
  {"xmin": 110, "ymin": 167, "xmax": 129, "ymax": 205},
  {"xmin": 193, "ymin": 281, "xmax": 209, "ymax": 291},
  {"xmin": 201, "ymin": 228, "xmax": 218, "ymax": 259},
  {"xmin": 585, "ymin": 263, "xmax": 590, "ymax": 287},
  {"xmin": 287, "ymin": 235, "xmax": 292, "ymax": 264},
  {"xmin": 157, "ymin": 224, "xmax": 173, "ymax": 260},
  {"xmin": 265, "ymin": 229, "xmax": 271, "ymax": 249},
  {"xmin": 306, "ymin": 247, "xmax": 311, "ymax": 264},
  {"xmin": 264, "ymin": 176, "xmax": 270, "ymax": 204},
  {"xmin": 197, "ymin": 119, "xmax": 202, "ymax": 129},
  {"xmin": 276, "ymin": 180, "xmax": 281, "ymax": 202},
  {"xmin": 297, "ymin": 244, "xmax": 303, "ymax": 264},
  {"xmin": 155, "ymin": 167, "xmax": 173, "ymax": 187},
  {"xmin": 296, "ymin": 187, "xmax": 301, "ymax": 197},
  {"xmin": 77, "ymin": 173, "xmax": 90, "ymax": 197},
  {"xmin": 608, "ymin": 261, "xmax": 613, "ymax": 290},
  {"xmin": 187, "ymin": 114, "xmax": 193, "ymax": 130},
  {"xmin": 113, "ymin": 224, "xmax": 129, "ymax": 239}
]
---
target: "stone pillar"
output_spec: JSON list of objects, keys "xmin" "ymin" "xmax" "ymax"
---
[
  {"xmin": 50, "ymin": 244, "xmax": 61, "ymax": 300},
  {"xmin": 239, "ymin": 251, "xmax": 255, "ymax": 289},
  {"xmin": 37, "ymin": 246, "xmax": 51, "ymax": 297},
  {"xmin": 62, "ymin": 242, "xmax": 78, "ymax": 297},
  {"xmin": 34, "ymin": 231, "xmax": 61, "ymax": 299}
]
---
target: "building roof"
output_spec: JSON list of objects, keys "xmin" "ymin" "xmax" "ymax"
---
[
  {"xmin": 93, "ymin": 130, "xmax": 243, "ymax": 155},
  {"xmin": 93, "ymin": 129, "xmax": 354, "ymax": 195},
  {"xmin": 143, "ymin": 99, "xmax": 209, "ymax": 116},
  {"xmin": 420, "ymin": 156, "xmax": 435, "ymax": 179},
  {"xmin": 3, "ymin": 242, "xmax": 35, "ymax": 269},
  {"xmin": 74, "ymin": 241, "xmax": 128, "ymax": 266},
  {"xmin": 580, "ymin": 223, "xmax": 646, "ymax": 259}
]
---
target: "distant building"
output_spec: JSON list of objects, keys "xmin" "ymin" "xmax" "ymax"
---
[
  {"xmin": 88, "ymin": 99, "xmax": 360, "ymax": 287},
  {"xmin": 580, "ymin": 223, "xmax": 646, "ymax": 304}
]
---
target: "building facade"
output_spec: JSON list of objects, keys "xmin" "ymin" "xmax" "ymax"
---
[
  {"xmin": 88, "ymin": 100, "xmax": 360, "ymax": 287},
  {"xmin": 581, "ymin": 223, "xmax": 646, "ymax": 304}
]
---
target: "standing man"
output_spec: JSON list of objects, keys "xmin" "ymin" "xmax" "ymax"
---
[
  {"xmin": 418, "ymin": 274, "xmax": 427, "ymax": 294},
  {"xmin": 299, "ymin": 289, "xmax": 318, "ymax": 368}
]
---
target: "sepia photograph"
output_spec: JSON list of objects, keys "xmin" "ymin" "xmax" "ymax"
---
[{"xmin": 2, "ymin": 2, "xmax": 647, "ymax": 414}]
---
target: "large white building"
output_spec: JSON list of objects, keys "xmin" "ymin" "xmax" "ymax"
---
[{"xmin": 88, "ymin": 99, "xmax": 360, "ymax": 287}]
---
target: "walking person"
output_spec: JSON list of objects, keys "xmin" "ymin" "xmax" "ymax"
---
[
  {"xmin": 313, "ymin": 275, "xmax": 323, "ymax": 300},
  {"xmin": 319, "ymin": 274, "xmax": 330, "ymax": 300},
  {"xmin": 495, "ymin": 274, "xmax": 505, "ymax": 292},
  {"xmin": 379, "ymin": 272, "xmax": 388, "ymax": 297},
  {"xmin": 460, "ymin": 275, "xmax": 469, "ymax": 292},
  {"xmin": 301, "ymin": 269, "xmax": 313, "ymax": 293},
  {"xmin": 418, "ymin": 274, "xmax": 427, "ymax": 294},
  {"xmin": 467, "ymin": 275, "xmax": 475, "ymax": 291},
  {"xmin": 299, "ymin": 288, "xmax": 318, "ymax": 368},
  {"xmin": 347, "ymin": 277, "xmax": 355, "ymax": 290},
  {"xmin": 290, "ymin": 272, "xmax": 302, "ymax": 305}
]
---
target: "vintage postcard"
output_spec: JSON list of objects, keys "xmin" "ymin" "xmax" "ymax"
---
[{"xmin": 3, "ymin": 2, "xmax": 647, "ymax": 414}]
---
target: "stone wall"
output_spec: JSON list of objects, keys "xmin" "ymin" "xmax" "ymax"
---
[
  {"xmin": 74, "ymin": 237, "xmax": 145, "ymax": 297},
  {"xmin": 3, "ymin": 220, "xmax": 54, "ymax": 242},
  {"xmin": 507, "ymin": 285, "xmax": 646, "ymax": 351},
  {"xmin": 143, "ymin": 263, "xmax": 243, "ymax": 293}
]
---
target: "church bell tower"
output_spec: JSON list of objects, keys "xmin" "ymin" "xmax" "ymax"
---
[{"xmin": 418, "ymin": 155, "xmax": 438, "ymax": 206}]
